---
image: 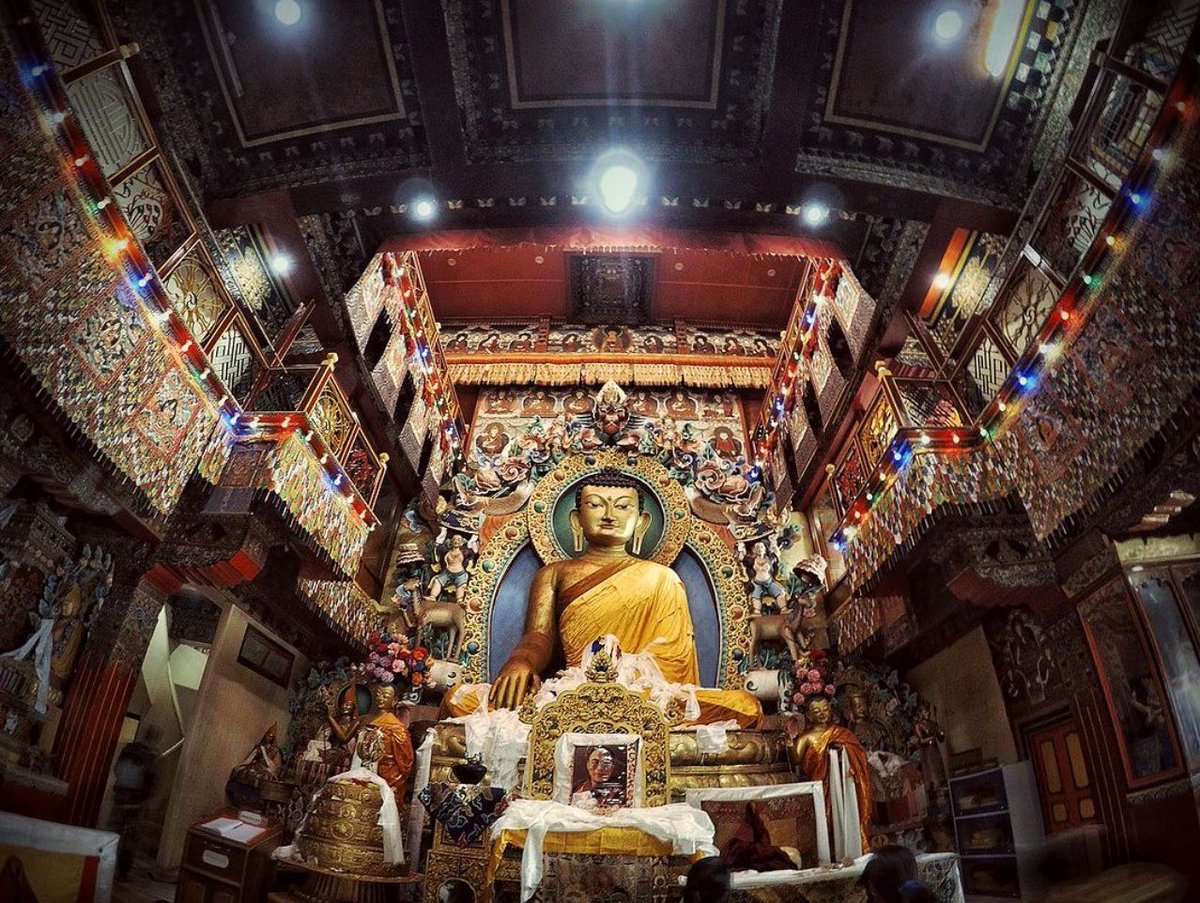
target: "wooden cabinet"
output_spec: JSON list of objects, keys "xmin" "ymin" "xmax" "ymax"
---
[
  {"xmin": 950, "ymin": 763, "xmax": 1044, "ymax": 901},
  {"xmin": 175, "ymin": 813, "xmax": 281, "ymax": 903}
]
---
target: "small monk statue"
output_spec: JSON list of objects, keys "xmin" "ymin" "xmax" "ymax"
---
[
  {"xmin": 233, "ymin": 723, "xmax": 284, "ymax": 786},
  {"xmin": 450, "ymin": 470, "xmax": 761, "ymax": 728},
  {"xmin": 368, "ymin": 685, "xmax": 414, "ymax": 799},
  {"xmin": 791, "ymin": 695, "xmax": 874, "ymax": 859}
]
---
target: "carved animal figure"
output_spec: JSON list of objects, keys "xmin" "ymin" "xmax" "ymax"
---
[
  {"xmin": 416, "ymin": 596, "xmax": 466, "ymax": 661},
  {"xmin": 425, "ymin": 658, "xmax": 464, "ymax": 693},
  {"xmin": 749, "ymin": 606, "xmax": 807, "ymax": 667},
  {"xmin": 743, "ymin": 668, "xmax": 787, "ymax": 703}
]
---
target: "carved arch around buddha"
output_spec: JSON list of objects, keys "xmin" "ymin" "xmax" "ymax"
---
[{"xmin": 457, "ymin": 452, "xmax": 753, "ymax": 687}]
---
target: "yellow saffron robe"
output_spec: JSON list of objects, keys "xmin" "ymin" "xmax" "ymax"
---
[{"xmin": 447, "ymin": 558, "xmax": 762, "ymax": 729}]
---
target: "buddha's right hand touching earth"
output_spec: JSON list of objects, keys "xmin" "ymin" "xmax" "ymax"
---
[{"xmin": 490, "ymin": 657, "xmax": 542, "ymax": 710}]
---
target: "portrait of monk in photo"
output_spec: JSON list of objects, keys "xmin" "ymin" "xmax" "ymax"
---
[{"xmin": 570, "ymin": 745, "xmax": 629, "ymax": 810}]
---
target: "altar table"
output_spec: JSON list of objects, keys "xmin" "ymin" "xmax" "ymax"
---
[{"xmin": 728, "ymin": 852, "xmax": 963, "ymax": 903}]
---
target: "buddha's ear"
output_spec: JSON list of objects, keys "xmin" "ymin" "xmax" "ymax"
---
[{"xmin": 631, "ymin": 511, "xmax": 652, "ymax": 556}]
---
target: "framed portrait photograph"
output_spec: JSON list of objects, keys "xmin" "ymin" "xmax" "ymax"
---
[
  {"xmin": 236, "ymin": 624, "xmax": 295, "ymax": 688},
  {"xmin": 553, "ymin": 732, "xmax": 641, "ymax": 811}
]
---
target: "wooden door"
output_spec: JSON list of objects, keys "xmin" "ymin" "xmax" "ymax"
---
[{"xmin": 1028, "ymin": 719, "xmax": 1099, "ymax": 833}]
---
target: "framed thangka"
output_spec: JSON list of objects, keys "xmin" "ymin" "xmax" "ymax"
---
[{"xmin": 1077, "ymin": 579, "xmax": 1182, "ymax": 787}]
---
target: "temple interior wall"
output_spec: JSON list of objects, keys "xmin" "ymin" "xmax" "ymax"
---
[
  {"xmin": 907, "ymin": 626, "xmax": 1018, "ymax": 766},
  {"xmin": 156, "ymin": 603, "xmax": 307, "ymax": 876}
]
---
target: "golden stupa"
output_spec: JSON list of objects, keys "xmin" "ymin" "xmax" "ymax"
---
[{"xmin": 294, "ymin": 727, "xmax": 405, "ymax": 881}]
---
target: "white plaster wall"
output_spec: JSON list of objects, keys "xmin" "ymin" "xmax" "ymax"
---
[
  {"xmin": 154, "ymin": 604, "xmax": 307, "ymax": 877},
  {"xmin": 906, "ymin": 625, "xmax": 1018, "ymax": 765}
]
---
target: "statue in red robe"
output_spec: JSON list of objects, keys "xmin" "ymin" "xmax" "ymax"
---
[{"xmin": 791, "ymin": 696, "xmax": 874, "ymax": 858}]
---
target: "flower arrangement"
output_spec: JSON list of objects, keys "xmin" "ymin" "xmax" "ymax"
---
[
  {"xmin": 358, "ymin": 631, "xmax": 431, "ymax": 689},
  {"xmin": 791, "ymin": 649, "xmax": 837, "ymax": 709}
]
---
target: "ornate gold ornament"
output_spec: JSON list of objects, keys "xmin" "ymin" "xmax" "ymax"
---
[
  {"xmin": 687, "ymin": 520, "xmax": 754, "ymax": 687},
  {"xmin": 522, "ymin": 678, "xmax": 671, "ymax": 807}
]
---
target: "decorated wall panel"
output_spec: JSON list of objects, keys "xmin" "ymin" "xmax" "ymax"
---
[
  {"xmin": 441, "ymin": 321, "xmax": 780, "ymax": 359},
  {"xmin": 471, "ymin": 386, "xmax": 748, "ymax": 467},
  {"xmin": 0, "ymin": 33, "xmax": 221, "ymax": 514}
]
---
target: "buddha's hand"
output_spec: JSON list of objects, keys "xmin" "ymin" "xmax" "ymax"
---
[{"xmin": 490, "ymin": 659, "xmax": 542, "ymax": 710}]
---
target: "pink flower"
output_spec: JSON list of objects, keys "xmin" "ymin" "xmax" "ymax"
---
[
  {"xmin": 388, "ymin": 643, "xmax": 401, "ymax": 655},
  {"xmin": 824, "ymin": 684, "xmax": 836, "ymax": 696},
  {"xmin": 380, "ymin": 671, "xmax": 394, "ymax": 684},
  {"xmin": 369, "ymin": 652, "xmax": 380, "ymax": 663},
  {"xmin": 806, "ymin": 669, "xmax": 821, "ymax": 682},
  {"xmin": 392, "ymin": 658, "xmax": 404, "ymax": 672}
]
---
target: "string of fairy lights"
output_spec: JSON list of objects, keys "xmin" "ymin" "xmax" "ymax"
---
[
  {"xmin": 13, "ymin": 13, "xmax": 384, "ymax": 527},
  {"xmin": 751, "ymin": 66, "xmax": 1195, "ymax": 556}
]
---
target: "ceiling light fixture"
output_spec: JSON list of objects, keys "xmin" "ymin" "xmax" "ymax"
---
[
  {"xmin": 274, "ymin": 0, "xmax": 302, "ymax": 26},
  {"xmin": 412, "ymin": 197, "xmax": 437, "ymax": 221},
  {"xmin": 270, "ymin": 253, "xmax": 293, "ymax": 275},
  {"xmin": 801, "ymin": 202, "xmax": 829, "ymax": 226},
  {"xmin": 933, "ymin": 9, "xmax": 964, "ymax": 42},
  {"xmin": 598, "ymin": 163, "xmax": 639, "ymax": 214}
]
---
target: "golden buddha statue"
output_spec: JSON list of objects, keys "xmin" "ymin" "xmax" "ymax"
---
[
  {"xmin": 448, "ymin": 471, "xmax": 762, "ymax": 728},
  {"xmin": 367, "ymin": 685, "xmax": 414, "ymax": 799},
  {"xmin": 791, "ymin": 696, "xmax": 874, "ymax": 858}
]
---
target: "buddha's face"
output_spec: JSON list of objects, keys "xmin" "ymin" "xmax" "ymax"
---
[
  {"xmin": 805, "ymin": 698, "xmax": 832, "ymax": 727},
  {"xmin": 587, "ymin": 750, "xmax": 615, "ymax": 784},
  {"xmin": 374, "ymin": 685, "xmax": 396, "ymax": 712},
  {"xmin": 572, "ymin": 485, "xmax": 647, "ymax": 549},
  {"xmin": 339, "ymin": 694, "xmax": 357, "ymax": 717}
]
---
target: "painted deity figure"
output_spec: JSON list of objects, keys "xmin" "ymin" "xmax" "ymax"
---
[
  {"xmin": 447, "ymin": 471, "xmax": 762, "ymax": 728},
  {"xmin": 748, "ymin": 542, "xmax": 787, "ymax": 614},
  {"xmin": 427, "ymin": 534, "xmax": 471, "ymax": 603},
  {"xmin": 791, "ymin": 696, "xmax": 874, "ymax": 859},
  {"xmin": 368, "ymin": 685, "xmax": 414, "ymax": 799}
]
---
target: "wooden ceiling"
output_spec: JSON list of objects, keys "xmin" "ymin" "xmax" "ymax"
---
[
  {"xmin": 119, "ymin": 0, "xmax": 1082, "ymax": 323},
  {"xmin": 415, "ymin": 244, "xmax": 808, "ymax": 328}
]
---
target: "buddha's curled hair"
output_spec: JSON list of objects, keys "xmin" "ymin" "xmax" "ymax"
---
[{"xmin": 574, "ymin": 468, "xmax": 645, "ymax": 511}]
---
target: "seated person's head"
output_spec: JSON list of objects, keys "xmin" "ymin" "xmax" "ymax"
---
[
  {"xmin": 683, "ymin": 856, "xmax": 731, "ymax": 903},
  {"xmin": 861, "ymin": 845, "xmax": 937, "ymax": 903}
]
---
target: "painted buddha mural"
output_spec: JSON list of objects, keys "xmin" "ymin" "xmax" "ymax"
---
[{"xmin": 445, "ymin": 470, "xmax": 762, "ymax": 728}]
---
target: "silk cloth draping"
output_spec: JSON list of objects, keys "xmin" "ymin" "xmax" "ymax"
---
[
  {"xmin": 486, "ymin": 798, "xmax": 717, "ymax": 902},
  {"xmin": 445, "ymin": 558, "xmax": 762, "ymax": 728},
  {"xmin": 795, "ymin": 726, "xmax": 874, "ymax": 859}
]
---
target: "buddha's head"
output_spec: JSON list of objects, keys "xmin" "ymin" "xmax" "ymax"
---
[
  {"xmin": 339, "ymin": 690, "xmax": 358, "ymax": 717},
  {"xmin": 570, "ymin": 471, "xmax": 651, "ymax": 555},
  {"xmin": 804, "ymin": 697, "xmax": 832, "ymax": 728},
  {"xmin": 373, "ymin": 684, "xmax": 397, "ymax": 713},
  {"xmin": 586, "ymin": 747, "xmax": 615, "ymax": 784}
]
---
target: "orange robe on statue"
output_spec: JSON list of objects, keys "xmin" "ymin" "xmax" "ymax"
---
[
  {"xmin": 368, "ymin": 711, "xmax": 414, "ymax": 800},
  {"xmin": 796, "ymin": 725, "xmax": 874, "ymax": 854}
]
